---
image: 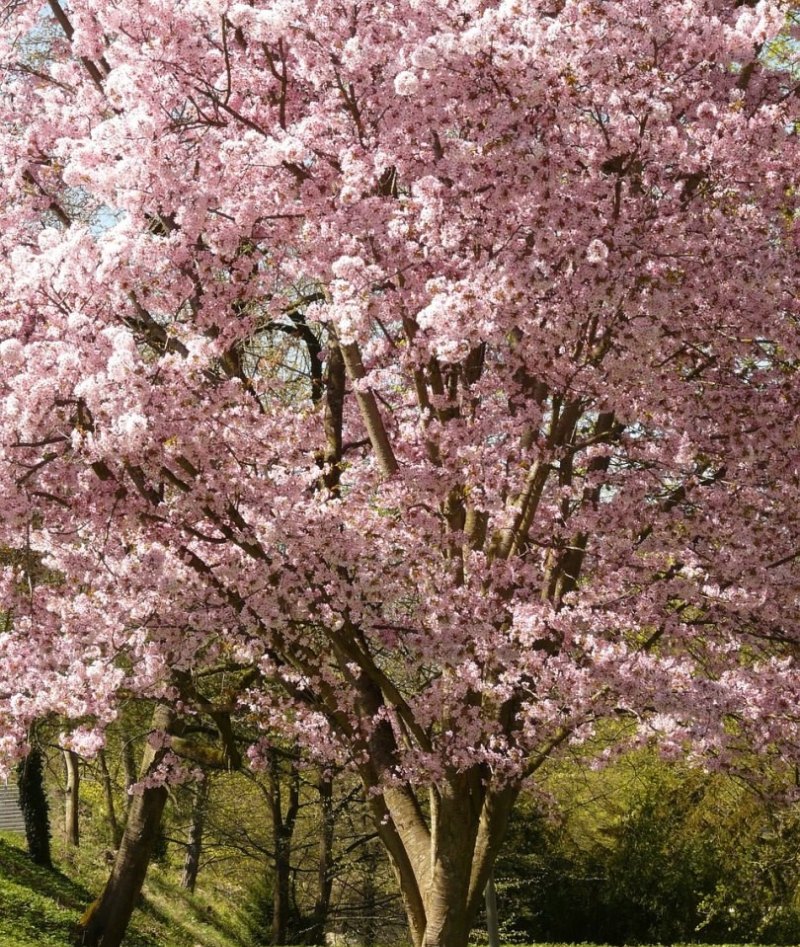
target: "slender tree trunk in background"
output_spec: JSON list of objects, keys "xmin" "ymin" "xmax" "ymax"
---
[
  {"xmin": 307, "ymin": 772, "xmax": 334, "ymax": 945},
  {"xmin": 98, "ymin": 749, "xmax": 122, "ymax": 847},
  {"xmin": 273, "ymin": 844, "xmax": 292, "ymax": 946},
  {"xmin": 79, "ymin": 704, "xmax": 180, "ymax": 947},
  {"xmin": 361, "ymin": 840, "xmax": 378, "ymax": 947},
  {"xmin": 64, "ymin": 749, "xmax": 80, "ymax": 847},
  {"xmin": 484, "ymin": 871, "xmax": 500, "ymax": 947},
  {"xmin": 180, "ymin": 777, "xmax": 209, "ymax": 893},
  {"xmin": 268, "ymin": 749, "xmax": 300, "ymax": 946},
  {"xmin": 16, "ymin": 747, "xmax": 52, "ymax": 869},
  {"xmin": 122, "ymin": 735, "xmax": 137, "ymax": 814}
]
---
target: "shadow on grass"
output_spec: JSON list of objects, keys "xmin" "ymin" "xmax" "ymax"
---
[
  {"xmin": 143, "ymin": 873, "xmax": 252, "ymax": 947},
  {"xmin": 0, "ymin": 835, "xmax": 91, "ymax": 911}
]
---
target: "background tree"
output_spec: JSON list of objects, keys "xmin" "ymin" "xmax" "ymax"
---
[
  {"xmin": 97, "ymin": 748, "xmax": 123, "ymax": 849},
  {"xmin": 0, "ymin": 2, "xmax": 798, "ymax": 947},
  {"xmin": 63, "ymin": 748, "xmax": 80, "ymax": 848},
  {"xmin": 16, "ymin": 743, "xmax": 52, "ymax": 869},
  {"xmin": 179, "ymin": 777, "xmax": 209, "ymax": 894}
]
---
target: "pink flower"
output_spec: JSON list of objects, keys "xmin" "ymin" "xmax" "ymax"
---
[
  {"xmin": 586, "ymin": 238, "xmax": 609, "ymax": 264},
  {"xmin": 394, "ymin": 71, "xmax": 420, "ymax": 96},
  {"xmin": 0, "ymin": 339, "xmax": 24, "ymax": 367},
  {"xmin": 410, "ymin": 46, "xmax": 438, "ymax": 70}
]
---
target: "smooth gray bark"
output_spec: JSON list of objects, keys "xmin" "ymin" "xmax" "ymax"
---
[{"xmin": 485, "ymin": 871, "xmax": 500, "ymax": 947}]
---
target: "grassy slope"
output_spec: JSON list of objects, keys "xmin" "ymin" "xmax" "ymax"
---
[
  {"xmin": 0, "ymin": 834, "xmax": 775, "ymax": 947},
  {"xmin": 0, "ymin": 833, "xmax": 248, "ymax": 947}
]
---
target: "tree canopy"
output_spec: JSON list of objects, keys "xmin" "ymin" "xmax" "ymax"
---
[{"xmin": 0, "ymin": 1, "xmax": 798, "ymax": 945}]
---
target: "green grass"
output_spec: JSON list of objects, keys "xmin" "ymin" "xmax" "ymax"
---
[
  {"xmin": 0, "ymin": 833, "xmax": 246, "ymax": 947},
  {"xmin": 0, "ymin": 835, "xmax": 96, "ymax": 947}
]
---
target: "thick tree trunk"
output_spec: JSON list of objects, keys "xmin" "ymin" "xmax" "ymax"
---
[
  {"xmin": 422, "ymin": 911, "xmax": 470, "ymax": 947},
  {"xmin": 17, "ymin": 747, "xmax": 52, "ymax": 869},
  {"xmin": 364, "ymin": 767, "xmax": 518, "ymax": 947},
  {"xmin": 180, "ymin": 777, "xmax": 208, "ymax": 893},
  {"xmin": 78, "ymin": 705, "xmax": 180, "ymax": 947},
  {"xmin": 418, "ymin": 790, "xmax": 475, "ymax": 947},
  {"xmin": 64, "ymin": 749, "xmax": 80, "ymax": 847}
]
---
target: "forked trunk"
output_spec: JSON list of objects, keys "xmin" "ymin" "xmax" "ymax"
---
[
  {"xmin": 364, "ymin": 768, "xmax": 518, "ymax": 947},
  {"xmin": 78, "ymin": 705, "xmax": 180, "ymax": 947},
  {"xmin": 351, "ymin": 673, "xmax": 518, "ymax": 947}
]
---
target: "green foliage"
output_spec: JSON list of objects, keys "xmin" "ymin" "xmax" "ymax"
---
[
  {"xmin": 11, "ymin": 719, "xmax": 800, "ymax": 947},
  {"xmin": 494, "ymin": 755, "xmax": 800, "ymax": 946},
  {"xmin": 0, "ymin": 817, "xmax": 787, "ymax": 947},
  {"xmin": 244, "ymin": 875, "xmax": 286, "ymax": 946},
  {"xmin": 693, "ymin": 804, "xmax": 800, "ymax": 945}
]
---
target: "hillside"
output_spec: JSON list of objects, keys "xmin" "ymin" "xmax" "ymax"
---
[
  {"xmin": 0, "ymin": 833, "xmax": 783, "ymax": 947},
  {"xmin": 0, "ymin": 833, "xmax": 248, "ymax": 947}
]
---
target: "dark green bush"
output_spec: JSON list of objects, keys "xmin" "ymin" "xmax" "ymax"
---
[
  {"xmin": 16, "ymin": 746, "xmax": 52, "ymax": 869},
  {"xmin": 493, "ymin": 757, "xmax": 800, "ymax": 945}
]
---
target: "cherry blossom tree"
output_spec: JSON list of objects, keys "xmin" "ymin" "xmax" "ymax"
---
[{"xmin": 0, "ymin": 1, "xmax": 799, "ymax": 945}]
